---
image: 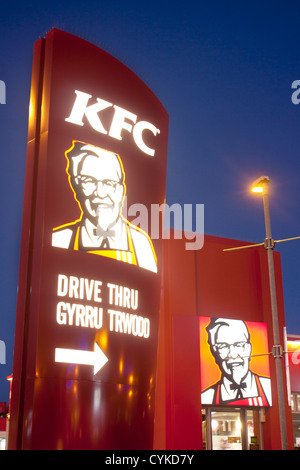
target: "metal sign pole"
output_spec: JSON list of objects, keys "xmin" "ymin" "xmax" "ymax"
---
[{"xmin": 262, "ymin": 183, "xmax": 288, "ymax": 450}]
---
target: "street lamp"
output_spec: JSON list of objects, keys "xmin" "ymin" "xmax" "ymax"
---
[{"xmin": 251, "ymin": 175, "xmax": 288, "ymax": 450}]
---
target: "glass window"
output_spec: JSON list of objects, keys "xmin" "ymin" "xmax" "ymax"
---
[
  {"xmin": 293, "ymin": 418, "xmax": 300, "ymax": 448},
  {"xmin": 291, "ymin": 395, "xmax": 296, "ymax": 412},
  {"xmin": 290, "ymin": 393, "xmax": 300, "ymax": 412},
  {"xmin": 203, "ymin": 407, "xmax": 261, "ymax": 450}
]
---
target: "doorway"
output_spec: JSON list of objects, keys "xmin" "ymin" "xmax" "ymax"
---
[{"xmin": 202, "ymin": 407, "xmax": 262, "ymax": 450}]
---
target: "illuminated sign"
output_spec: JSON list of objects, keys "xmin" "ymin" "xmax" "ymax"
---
[
  {"xmin": 199, "ymin": 316, "xmax": 272, "ymax": 407},
  {"xmin": 55, "ymin": 342, "xmax": 108, "ymax": 375},
  {"xmin": 286, "ymin": 339, "xmax": 300, "ymax": 365},
  {"xmin": 9, "ymin": 29, "xmax": 168, "ymax": 450},
  {"xmin": 286, "ymin": 339, "xmax": 300, "ymax": 392}
]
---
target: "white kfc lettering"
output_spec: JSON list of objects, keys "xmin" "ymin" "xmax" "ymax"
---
[
  {"xmin": 65, "ymin": 90, "xmax": 160, "ymax": 156},
  {"xmin": 133, "ymin": 120, "xmax": 160, "ymax": 156},
  {"xmin": 65, "ymin": 90, "xmax": 112, "ymax": 133},
  {"xmin": 109, "ymin": 105, "xmax": 137, "ymax": 140}
]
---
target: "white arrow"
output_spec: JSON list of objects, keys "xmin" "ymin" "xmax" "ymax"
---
[{"xmin": 55, "ymin": 343, "xmax": 108, "ymax": 375}]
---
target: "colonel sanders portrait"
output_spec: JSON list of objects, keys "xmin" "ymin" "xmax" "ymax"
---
[
  {"xmin": 52, "ymin": 141, "xmax": 157, "ymax": 273},
  {"xmin": 201, "ymin": 318, "xmax": 272, "ymax": 406}
]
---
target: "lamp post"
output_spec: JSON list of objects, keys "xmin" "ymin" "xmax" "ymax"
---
[{"xmin": 251, "ymin": 176, "xmax": 288, "ymax": 450}]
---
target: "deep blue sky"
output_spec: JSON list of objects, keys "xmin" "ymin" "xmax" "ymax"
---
[{"xmin": 1, "ymin": 0, "xmax": 300, "ymax": 402}]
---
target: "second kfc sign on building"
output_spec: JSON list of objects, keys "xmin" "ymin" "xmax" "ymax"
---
[
  {"xmin": 9, "ymin": 29, "xmax": 168, "ymax": 450},
  {"xmin": 199, "ymin": 316, "xmax": 272, "ymax": 407}
]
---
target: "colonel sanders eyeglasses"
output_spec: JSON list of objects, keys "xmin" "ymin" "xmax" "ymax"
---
[{"xmin": 77, "ymin": 176, "xmax": 122, "ymax": 196}]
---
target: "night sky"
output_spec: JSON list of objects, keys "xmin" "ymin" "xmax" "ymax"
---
[{"xmin": 1, "ymin": 0, "xmax": 300, "ymax": 402}]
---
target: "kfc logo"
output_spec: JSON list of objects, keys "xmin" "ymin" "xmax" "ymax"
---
[
  {"xmin": 52, "ymin": 141, "xmax": 157, "ymax": 273},
  {"xmin": 65, "ymin": 90, "xmax": 160, "ymax": 156}
]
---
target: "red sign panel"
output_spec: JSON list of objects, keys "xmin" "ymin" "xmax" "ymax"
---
[
  {"xmin": 199, "ymin": 316, "xmax": 272, "ymax": 407},
  {"xmin": 9, "ymin": 29, "xmax": 168, "ymax": 449}
]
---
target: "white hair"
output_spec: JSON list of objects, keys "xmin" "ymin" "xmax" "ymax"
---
[
  {"xmin": 206, "ymin": 318, "xmax": 250, "ymax": 347},
  {"xmin": 67, "ymin": 142, "xmax": 123, "ymax": 184}
]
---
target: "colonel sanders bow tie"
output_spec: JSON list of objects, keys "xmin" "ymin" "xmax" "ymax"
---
[
  {"xmin": 93, "ymin": 227, "xmax": 115, "ymax": 238},
  {"xmin": 230, "ymin": 382, "xmax": 246, "ymax": 399}
]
